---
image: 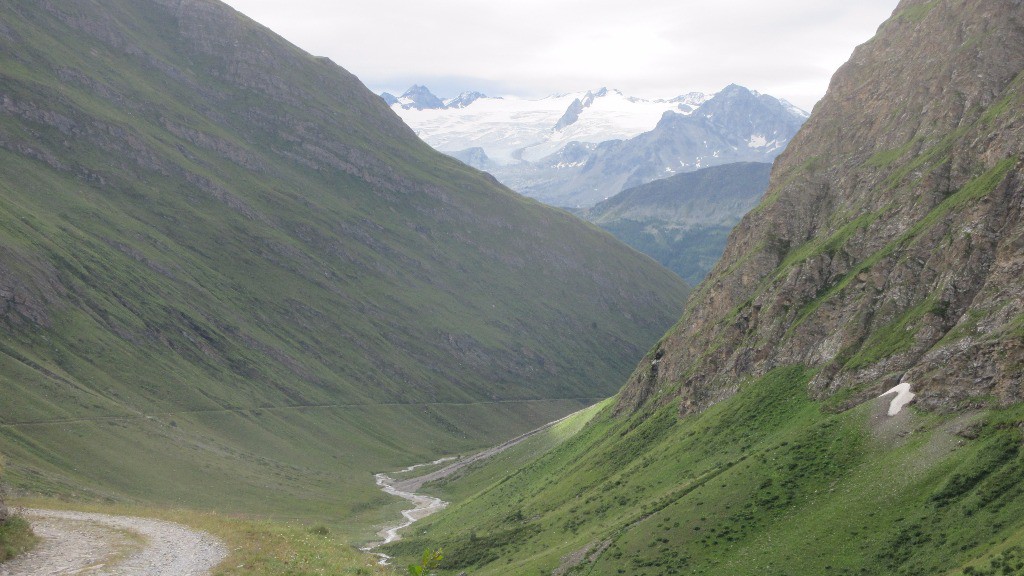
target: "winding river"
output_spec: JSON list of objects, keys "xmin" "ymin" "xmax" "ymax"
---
[
  {"xmin": 359, "ymin": 458, "xmax": 456, "ymax": 564},
  {"xmin": 360, "ymin": 411, "xmax": 578, "ymax": 564}
]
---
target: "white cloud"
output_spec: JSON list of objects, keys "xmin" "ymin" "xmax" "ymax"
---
[{"xmin": 221, "ymin": 0, "xmax": 900, "ymax": 111}]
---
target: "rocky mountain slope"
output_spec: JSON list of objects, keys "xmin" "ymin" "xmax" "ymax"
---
[
  {"xmin": 383, "ymin": 1, "xmax": 1024, "ymax": 574},
  {"xmin": 0, "ymin": 0, "xmax": 689, "ymax": 523},
  {"xmin": 387, "ymin": 84, "xmax": 804, "ymax": 207},
  {"xmin": 619, "ymin": 0, "xmax": 1024, "ymax": 416},
  {"xmin": 580, "ymin": 162, "xmax": 771, "ymax": 284}
]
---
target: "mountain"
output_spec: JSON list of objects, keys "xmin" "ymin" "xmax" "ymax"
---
[
  {"xmin": 384, "ymin": 1, "xmax": 1024, "ymax": 573},
  {"xmin": 387, "ymin": 84, "xmax": 805, "ymax": 208},
  {"xmin": 445, "ymin": 91, "xmax": 490, "ymax": 109},
  {"xmin": 387, "ymin": 86, "xmax": 690, "ymax": 165},
  {"xmin": 500, "ymin": 85, "xmax": 807, "ymax": 207},
  {"xmin": 620, "ymin": 2, "xmax": 1023, "ymax": 416},
  {"xmin": 0, "ymin": 0, "xmax": 689, "ymax": 525},
  {"xmin": 581, "ymin": 162, "xmax": 771, "ymax": 284},
  {"xmin": 392, "ymin": 84, "xmax": 447, "ymax": 110}
]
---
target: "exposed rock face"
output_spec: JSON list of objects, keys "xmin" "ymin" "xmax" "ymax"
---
[{"xmin": 618, "ymin": 0, "xmax": 1024, "ymax": 416}]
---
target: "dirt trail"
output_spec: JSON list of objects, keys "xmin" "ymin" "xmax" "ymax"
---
[{"xmin": 0, "ymin": 509, "xmax": 227, "ymax": 576}]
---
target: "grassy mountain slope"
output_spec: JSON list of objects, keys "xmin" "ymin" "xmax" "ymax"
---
[
  {"xmin": 391, "ymin": 368, "xmax": 1024, "ymax": 575},
  {"xmin": 0, "ymin": 0, "xmax": 689, "ymax": 531},
  {"xmin": 582, "ymin": 162, "xmax": 771, "ymax": 284},
  {"xmin": 385, "ymin": 0, "xmax": 1024, "ymax": 572}
]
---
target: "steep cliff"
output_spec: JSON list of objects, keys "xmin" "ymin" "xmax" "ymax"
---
[{"xmin": 619, "ymin": 0, "xmax": 1024, "ymax": 416}]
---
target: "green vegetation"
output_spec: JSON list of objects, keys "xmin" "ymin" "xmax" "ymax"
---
[
  {"xmin": 980, "ymin": 70, "xmax": 1024, "ymax": 126},
  {"xmin": 585, "ymin": 162, "xmax": 770, "ymax": 284},
  {"xmin": 775, "ymin": 210, "xmax": 882, "ymax": 273},
  {"xmin": 0, "ymin": 0, "xmax": 688, "ymax": 537},
  {"xmin": 865, "ymin": 138, "xmax": 922, "ymax": 169},
  {"xmin": 598, "ymin": 222, "xmax": 732, "ymax": 285},
  {"xmin": 898, "ymin": 0, "xmax": 940, "ymax": 23},
  {"xmin": 749, "ymin": 156, "xmax": 823, "ymax": 217},
  {"xmin": 962, "ymin": 547, "xmax": 1024, "ymax": 575},
  {"xmin": 791, "ymin": 157, "xmax": 1016, "ymax": 331},
  {"xmin": 842, "ymin": 296, "xmax": 943, "ymax": 370},
  {"xmin": 0, "ymin": 515, "xmax": 36, "ymax": 562},
  {"xmin": 0, "ymin": 458, "xmax": 37, "ymax": 561},
  {"xmin": 408, "ymin": 548, "xmax": 444, "ymax": 576},
  {"xmin": 385, "ymin": 367, "xmax": 1024, "ymax": 575}
]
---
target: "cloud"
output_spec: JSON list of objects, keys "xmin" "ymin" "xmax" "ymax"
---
[{"xmin": 222, "ymin": 0, "xmax": 900, "ymax": 110}]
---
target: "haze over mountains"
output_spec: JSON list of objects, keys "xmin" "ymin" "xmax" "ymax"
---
[
  {"xmin": 386, "ymin": 84, "xmax": 807, "ymax": 207},
  {"xmin": 0, "ymin": 0, "xmax": 688, "ymax": 524}
]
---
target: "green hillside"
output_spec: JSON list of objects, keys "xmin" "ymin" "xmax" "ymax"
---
[
  {"xmin": 0, "ymin": 0, "xmax": 688, "ymax": 533},
  {"xmin": 582, "ymin": 162, "xmax": 771, "ymax": 284},
  {"xmin": 390, "ymin": 368, "xmax": 1024, "ymax": 575},
  {"xmin": 383, "ymin": 0, "xmax": 1024, "ymax": 572}
]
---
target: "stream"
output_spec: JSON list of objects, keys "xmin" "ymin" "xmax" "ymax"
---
[
  {"xmin": 359, "ymin": 457, "xmax": 457, "ymax": 564},
  {"xmin": 359, "ymin": 411, "xmax": 578, "ymax": 565}
]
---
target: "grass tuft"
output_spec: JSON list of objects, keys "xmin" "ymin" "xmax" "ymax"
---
[{"xmin": 0, "ymin": 514, "xmax": 37, "ymax": 562}]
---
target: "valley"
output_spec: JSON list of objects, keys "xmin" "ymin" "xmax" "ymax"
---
[
  {"xmin": 0, "ymin": 0, "xmax": 687, "ymax": 561},
  {"xmin": 378, "ymin": 0, "xmax": 1024, "ymax": 573},
  {"xmin": 2, "ymin": 0, "xmax": 1022, "ymax": 574},
  {"xmin": 579, "ymin": 162, "xmax": 772, "ymax": 284}
]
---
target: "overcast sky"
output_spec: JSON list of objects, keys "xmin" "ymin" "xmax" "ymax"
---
[{"xmin": 221, "ymin": 0, "xmax": 901, "ymax": 112}]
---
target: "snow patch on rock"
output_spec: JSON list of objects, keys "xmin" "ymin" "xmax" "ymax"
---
[{"xmin": 880, "ymin": 382, "xmax": 916, "ymax": 416}]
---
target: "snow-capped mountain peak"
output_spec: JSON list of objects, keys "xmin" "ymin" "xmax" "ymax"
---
[
  {"xmin": 445, "ymin": 91, "xmax": 493, "ymax": 109},
  {"xmin": 381, "ymin": 84, "xmax": 807, "ymax": 205},
  {"xmin": 384, "ymin": 85, "xmax": 691, "ymax": 164},
  {"xmin": 396, "ymin": 85, "xmax": 445, "ymax": 110}
]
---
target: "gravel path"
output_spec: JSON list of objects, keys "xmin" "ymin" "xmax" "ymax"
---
[{"xmin": 0, "ymin": 509, "xmax": 227, "ymax": 576}]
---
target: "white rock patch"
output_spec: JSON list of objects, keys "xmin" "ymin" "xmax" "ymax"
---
[{"xmin": 880, "ymin": 382, "xmax": 916, "ymax": 416}]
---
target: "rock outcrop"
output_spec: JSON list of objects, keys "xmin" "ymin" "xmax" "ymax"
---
[{"xmin": 618, "ymin": 0, "xmax": 1024, "ymax": 416}]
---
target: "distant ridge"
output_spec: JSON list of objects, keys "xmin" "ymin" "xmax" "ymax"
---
[{"xmin": 582, "ymin": 162, "xmax": 772, "ymax": 284}]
